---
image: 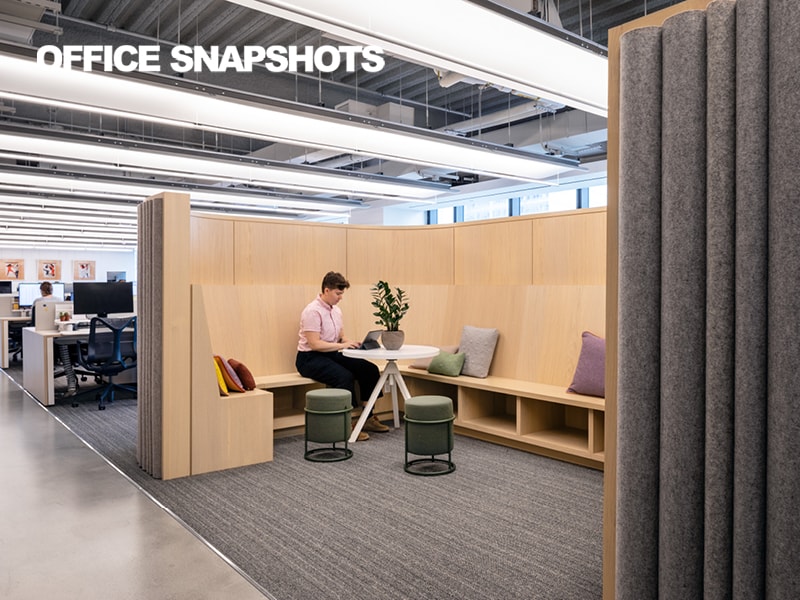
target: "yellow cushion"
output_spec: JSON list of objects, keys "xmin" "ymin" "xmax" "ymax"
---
[{"xmin": 214, "ymin": 358, "xmax": 229, "ymax": 396}]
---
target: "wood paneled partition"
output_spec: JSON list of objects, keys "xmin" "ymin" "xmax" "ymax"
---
[{"xmin": 140, "ymin": 205, "xmax": 606, "ymax": 479}]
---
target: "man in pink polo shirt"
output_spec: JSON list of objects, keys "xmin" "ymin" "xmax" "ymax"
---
[{"xmin": 296, "ymin": 271, "xmax": 388, "ymax": 441}]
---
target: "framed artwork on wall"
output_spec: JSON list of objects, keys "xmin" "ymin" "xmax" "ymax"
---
[
  {"xmin": 38, "ymin": 260, "xmax": 61, "ymax": 280},
  {"xmin": 73, "ymin": 260, "xmax": 96, "ymax": 280},
  {"xmin": 2, "ymin": 259, "xmax": 24, "ymax": 280}
]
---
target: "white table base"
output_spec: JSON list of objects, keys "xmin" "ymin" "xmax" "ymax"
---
[{"xmin": 349, "ymin": 360, "xmax": 412, "ymax": 443}]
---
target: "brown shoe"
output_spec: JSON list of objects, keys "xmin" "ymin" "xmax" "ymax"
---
[
  {"xmin": 357, "ymin": 430, "xmax": 369, "ymax": 441},
  {"xmin": 362, "ymin": 414, "xmax": 390, "ymax": 433}
]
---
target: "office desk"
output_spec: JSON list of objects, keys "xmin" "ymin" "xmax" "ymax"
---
[
  {"xmin": 22, "ymin": 326, "xmax": 136, "ymax": 406},
  {"xmin": 343, "ymin": 345, "xmax": 438, "ymax": 443},
  {"xmin": 1, "ymin": 316, "xmax": 31, "ymax": 368}
]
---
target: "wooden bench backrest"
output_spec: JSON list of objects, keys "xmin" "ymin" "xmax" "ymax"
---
[
  {"xmin": 190, "ymin": 207, "xmax": 606, "ymax": 387},
  {"xmin": 194, "ymin": 282, "xmax": 605, "ymax": 386}
]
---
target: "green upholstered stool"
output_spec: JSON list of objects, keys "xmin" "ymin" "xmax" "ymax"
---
[
  {"xmin": 304, "ymin": 388, "xmax": 353, "ymax": 462},
  {"xmin": 404, "ymin": 395, "xmax": 455, "ymax": 475}
]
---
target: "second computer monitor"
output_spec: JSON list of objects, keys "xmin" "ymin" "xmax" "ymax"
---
[{"xmin": 72, "ymin": 282, "xmax": 134, "ymax": 317}]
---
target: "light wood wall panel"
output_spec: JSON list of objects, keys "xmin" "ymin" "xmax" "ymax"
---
[
  {"xmin": 346, "ymin": 226, "xmax": 454, "ymax": 285},
  {"xmin": 191, "ymin": 287, "xmax": 273, "ymax": 474},
  {"xmin": 190, "ymin": 215, "xmax": 234, "ymax": 284},
  {"xmin": 340, "ymin": 284, "xmax": 460, "ymax": 348},
  {"xmin": 454, "ymin": 218, "xmax": 533, "ymax": 285},
  {"xmin": 195, "ymin": 283, "xmax": 318, "ymax": 375},
  {"xmin": 233, "ymin": 219, "xmax": 347, "ymax": 284},
  {"xmin": 517, "ymin": 285, "xmax": 606, "ymax": 385},
  {"xmin": 531, "ymin": 209, "xmax": 607, "ymax": 286},
  {"xmin": 160, "ymin": 194, "xmax": 193, "ymax": 480}
]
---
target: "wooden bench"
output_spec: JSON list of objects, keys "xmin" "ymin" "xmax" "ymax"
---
[
  {"xmin": 398, "ymin": 366, "xmax": 605, "ymax": 469},
  {"xmin": 191, "ymin": 282, "xmax": 606, "ymax": 471},
  {"xmin": 253, "ymin": 373, "xmax": 321, "ymax": 431}
]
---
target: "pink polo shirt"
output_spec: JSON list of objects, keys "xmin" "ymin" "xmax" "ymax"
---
[{"xmin": 297, "ymin": 295, "xmax": 343, "ymax": 352}]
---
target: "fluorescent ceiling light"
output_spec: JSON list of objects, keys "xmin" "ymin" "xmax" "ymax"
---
[
  {"xmin": 0, "ymin": 225, "xmax": 137, "ymax": 240},
  {"xmin": 0, "ymin": 126, "xmax": 448, "ymax": 202},
  {"xmin": 0, "ymin": 51, "xmax": 575, "ymax": 184},
  {"xmin": 0, "ymin": 239, "xmax": 136, "ymax": 251},
  {"xmin": 0, "ymin": 168, "xmax": 359, "ymax": 213},
  {"xmin": 225, "ymin": 0, "xmax": 608, "ymax": 117}
]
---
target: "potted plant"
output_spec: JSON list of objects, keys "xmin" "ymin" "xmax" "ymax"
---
[{"xmin": 370, "ymin": 280, "xmax": 410, "ymax": 350}]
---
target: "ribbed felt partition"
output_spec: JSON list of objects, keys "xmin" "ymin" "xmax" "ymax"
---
[
  {"xmin": 766, "ymin": 2, "xmax": 800, "ymax": 598},
  {"xmin": 617, "ymin": 25, "xmax": 662, "ymax": 600},
  {"xmin": 733, "ymin": 0, "xmax": 769, "ymax": 596},
  {"xmin": 660, "ymin": 12, "xmax": 708, "ymax": 598},
  {"xmin": 137, "ymin": 197, "xmax": 162, "ymax": 477},
  {"xmin": 615, "ymin": 1, "xmax": 800, "ymax": 598},
  {"xmin": 137, "ymin": 193, "xmax": 192, "ymax": 480},
  {"xmin": 705, "ymin": 4, "xmax": 737, "ymax": 599}
]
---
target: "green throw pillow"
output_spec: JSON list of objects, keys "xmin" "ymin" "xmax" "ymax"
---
[{"xmin": 427, "ymin": 351, "xmax": 466, "ymax": 376}]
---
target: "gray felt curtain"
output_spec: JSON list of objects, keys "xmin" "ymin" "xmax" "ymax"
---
[{"xmin": 616, "ymin": 0, "xmax": 799, "ymax": 598}]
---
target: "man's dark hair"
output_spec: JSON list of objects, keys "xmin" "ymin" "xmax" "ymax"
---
[
  {"xmin": 321, "ymin": 271, "xmax": 350, "ymax": 292},
  {"xmin": 39, "ymin": 281, "xmax": 53, "ymax": 296}
]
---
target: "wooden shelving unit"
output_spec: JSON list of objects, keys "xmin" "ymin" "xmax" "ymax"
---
[{"xmin": 402, "ymin": 369, "xmax": 605, "ymax": 469}]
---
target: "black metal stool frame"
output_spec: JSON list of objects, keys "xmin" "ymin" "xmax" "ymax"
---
[
  {"xmin": 403, "ymin": 415, "xmax": 456, "ymax": 476},
  {"xmin": 304, "ymin": 405, "xmax": 354, "ymax": 462}
]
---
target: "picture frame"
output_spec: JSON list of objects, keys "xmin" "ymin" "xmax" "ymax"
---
[
  {"xmin": 38, "ymin": 259, "xmax": 61, "ymax": 280},
  {"xmin": 73, "ymin": 260, "xmax": 96, "ymax": 281},
  {"xmin": 1, "ymin": 259, "xmax": 24, "ymax": 280}
]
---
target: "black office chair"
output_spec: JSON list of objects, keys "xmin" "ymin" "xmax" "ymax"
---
[
  {"xmin": 8, "ymin": 320, "xmax": 29, "ymax": 362},
  {"xmin": 74, "ymin": 316, "xmax": 137, "ymax": 410}
]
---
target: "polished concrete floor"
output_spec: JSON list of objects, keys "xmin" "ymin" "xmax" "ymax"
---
[{"xmin": 0, "ymin": 371, "xmax": 272, "ymax": 600}]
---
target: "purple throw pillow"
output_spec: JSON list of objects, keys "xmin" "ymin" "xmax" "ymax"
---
[{"xmin": 567, "ymin": 331, "xmax": 605, "ymax": 397}]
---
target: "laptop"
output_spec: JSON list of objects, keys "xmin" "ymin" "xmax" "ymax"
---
[
  {"xmin": 358, "ymin": 330, "xmax": 382, "ymax": 350},
  {"xmin": 35, "ymin": 301, "xmax": 58, "ymax": 331}
]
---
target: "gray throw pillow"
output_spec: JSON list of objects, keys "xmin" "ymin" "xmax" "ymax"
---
[
  {"xmin": 459, "ymin": 325, "xmax": 499, "ymax": 378},
  {"xmin": 427, "ymin": 350, "xmax": 466, "ymax": 377},
  {"xmin": 567, "ymin": 331, "xmax": 605, "ymax": 397}
]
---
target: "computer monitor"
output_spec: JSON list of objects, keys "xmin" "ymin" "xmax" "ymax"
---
[
  {"xmin": 106, "ymin": 271, "xmax": 126, "ymax": 282},
  {"xmin": 17, "ymin": 282, "xmax": 66, "ymax": 308},
  {"xmin": 17, "ymin": 283, "xmax": 39, "ymax": 308},
  {"xmin": 0, "ymin": 281, "xmax": 11, "ymax": 294},
  {"xmin": 72, "ymin": 281, "xmax": 134, "ymax": 317}
]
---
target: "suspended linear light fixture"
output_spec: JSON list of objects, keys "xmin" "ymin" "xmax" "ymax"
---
[
  {"xmin": 0, "ymin": 51, "xmax": 577, "ymax": 186},
  {"xmin": 224, "ymin": 0, "xmax": 609, "ymax": 116}
]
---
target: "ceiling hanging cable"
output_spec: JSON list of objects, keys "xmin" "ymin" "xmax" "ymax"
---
[
  {"xmin": 507, "ymin": 93, "xmax": 512, "ymax": 147},
  {"xmin": 317, "ymin": 32, "xmax": 323, "ymax": 106},
  {"xmin": 425, "ymin": 76, "xmax": 430, "ymax": 129}
]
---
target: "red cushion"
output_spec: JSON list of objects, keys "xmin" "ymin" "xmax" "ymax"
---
[{"xmin": 227, "ymin": 358, "xmax": 256, "ymax": 391}]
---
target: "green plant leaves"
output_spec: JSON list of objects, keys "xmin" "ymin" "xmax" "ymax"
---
[{"xmin": 370, "ymin": 280, "xmax": 409, "ymax": 331}]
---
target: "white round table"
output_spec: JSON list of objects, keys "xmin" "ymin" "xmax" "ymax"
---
[{"xmin": 342, "ymin": 344, "xmax": 438, "ymax": 443}]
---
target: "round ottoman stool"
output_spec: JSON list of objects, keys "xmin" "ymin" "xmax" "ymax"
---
[
  {"xmin": 404, "ymin": 395, "xmax": 455, "ymax": 475},
  {"xmin": 304, "ymin": 388, "xmax": 353, "ymax": 462}
]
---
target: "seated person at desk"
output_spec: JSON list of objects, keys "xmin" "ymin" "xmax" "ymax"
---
[
  {"xmin": 295, "ymin": 271, "xmax": 388, "ymax": 441},
  {"xmin": 33, "ymin": 282, "xmax": 78, "ymax": 397}
]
